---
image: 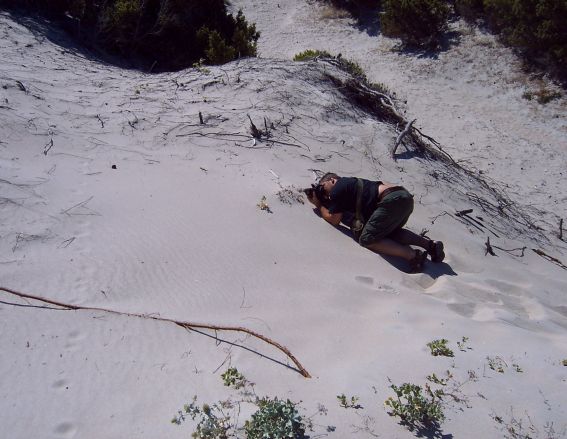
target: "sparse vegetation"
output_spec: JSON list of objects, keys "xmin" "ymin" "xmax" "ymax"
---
[
  {"xmin": 0, "ymin": 0, "xmax": 259, "ymax": 71},
  {"xmin": 337, "ymin": 393, "xmax": 362, "ymax": 408},
  {"xmin": 427, "ymin": 339, "xmax": 454, "ymax": 357},
  {"xmin": 174, "ymin": 368, "xmax": 308, "ymax": 438},
  {"xmin": 171, "ymin": 396, "xmax": 235, "ymax": 438},
  {"xmin": 221, "ymin": 367, "xmax": 247, "ymax": 389},
  {"xmin": 457, "ymin": 336, "xmax": 472, "ymax": 352},
  {"xmin": 487, "ymin": 356, "xmax": 507, "ymax": 373},
  {"xmin": 385, "ymin": 382, "xmax": 445, "ymax": 428},
  {"xmin": 522, "ymin": 88, "xmax": 562, "ymax": 104},
  {"xmin": 257, "ymin": 196, "xmax": 272, "ymax": 213}
]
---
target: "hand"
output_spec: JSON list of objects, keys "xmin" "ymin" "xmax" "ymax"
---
[{"xmin": 307, "ymin": 191, "xmax": 322, "ymax": 208}]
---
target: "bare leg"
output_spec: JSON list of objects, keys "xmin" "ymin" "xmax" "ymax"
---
[
  {"xmin": 389, "ymin": 228, "xmax": 430, "ymax": 249},
  {"xmin": 362, "ymin": 237, "xmax": 417, "ymax": 261}
]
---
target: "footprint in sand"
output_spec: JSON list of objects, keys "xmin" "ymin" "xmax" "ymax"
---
[
  {"xmin": 63, "ymin": 329, "xmax": 86, "ymax": 350},
  {"xmin": 52, "ymin": 378, "xmax": 69, "ymax": 390},
  {"xmin": 354, "ymin": 275, "xmax": 374, "ymax": 285},
  {"xmin": 53, "ymin": 422, "xmax": 76, "ymax": 438}
]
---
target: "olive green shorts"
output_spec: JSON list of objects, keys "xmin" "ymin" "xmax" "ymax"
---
[{"xmin": 358, "ymin": 188, "xmax": 413, "ymax": 246}]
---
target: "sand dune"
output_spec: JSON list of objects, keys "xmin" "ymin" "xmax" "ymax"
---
[{"xmin": 1, "ymin": 9, "xmax": 566, "ymax": 439}]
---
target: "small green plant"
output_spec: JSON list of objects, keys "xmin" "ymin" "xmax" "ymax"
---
[
  {"xmin": 385, "ymin": 382, "xmax": 445, "ymax": 428},
  {"xmin": 427, "ymin": 339, "xmax": 454, "ymax": 357},
  {"xmin": 426, "ymin": 371, "xmax": 451, "ymax": 386},
  {"xmin": 457, "ymin": 336, "xmax": 472, "ymax": 352},
  {"xmin": 337, "ymin": 393, "xmax": 362, "ymax": 409},
  {"xmin": 293, "ymin": 50, "xmax": 367, "ymax": 81},
  {"xmin": 487, "ymin": 356, "xmax": 507, "ymax": 373},
  {"xmin": 171, "ymin": 396, "xmax": 234, "ymax": 438},
  {"xmin": 221, "ymin": 367, "xmax": 246, "ymax": 389},
  {"xmin": 293, "ymin": 49, "xmax": 333, "ymax": 61},
  {"xmin": 244, "ymin": 397, "xmax": 306, "ymax": 439}
]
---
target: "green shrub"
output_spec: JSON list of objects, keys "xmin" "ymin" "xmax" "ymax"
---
[
  {"xmin": 483, "ymin": 0, "xmax": 567, "ymax": 74},
  {"xmin": 381, "ymin": 0, "xmax": 450, "ymax": 47},
  {"xmin": 454, "ymin": 0, "xmax": 485, "ymax": 20},
  {"xmin": 427, "ymin": 339, "xmax": 454, "ymax": 357},
  {"xmin": 293, "ymin": 49, "xmax": 333, "ymax": 61},
  {"xmin": 244, "ymin": 397, "xmax": 306, "ymax": 439},
  {"xmin": 0, "ymin": 0, "xmax": 259, "ymax": 70},
  {"xmin": 385, "ymin": 382, "xmax": 445, "ymax": 428},
  {"xmin": 171, "ymin": 396, "xmax": 234, "ymax": 438}
]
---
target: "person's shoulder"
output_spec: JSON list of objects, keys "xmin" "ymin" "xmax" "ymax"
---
[{"xmin": 337, "ymin": 176, "xmax": 356, "ymax": 186}]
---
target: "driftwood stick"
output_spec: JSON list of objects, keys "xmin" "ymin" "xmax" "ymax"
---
[
  {"xmin": 485, "ymin": 237, "xmax": 496, "ymax": 256},
  {"xmin": 0, "ymin": 286, "xmax": 311, "ymax": 378},
  {"xmin": 392, "ymin": 119, "xmax": 416, "ymax": 157},
  {"xmin": 199, "ymin": 111, "xmax": 204, "ymax": 125},
  {"xmin": 455, "ymin": 209, "xmax": 473, "ymax": 217},
  {"xmin": 560, "ymin": 218, "xmax": 563, "ymax": 240},
  {"xmin": 247, "ymin": 114, "xmax": 261, "ymax": 139},
  {"xmin": 532, "ymin": 249, "xmax": 567, "ymax": 270}
]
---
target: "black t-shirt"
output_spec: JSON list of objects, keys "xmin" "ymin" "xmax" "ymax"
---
[{"xmin": 327, "ymin": 177, "xmax": 380, "ymax": 220}]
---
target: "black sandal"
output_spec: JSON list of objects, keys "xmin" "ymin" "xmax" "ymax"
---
[
  {"xmin": 428, "ymin": 240, "xmax": 445, "ymax": 263},
  {"xmin": 409, "ymin": 249, "xmax": 428, "ymax": 273}
]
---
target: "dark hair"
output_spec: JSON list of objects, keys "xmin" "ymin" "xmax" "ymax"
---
[{"xmin": 318, "ymin": 172, "xmax": 339, "ymax": 184}]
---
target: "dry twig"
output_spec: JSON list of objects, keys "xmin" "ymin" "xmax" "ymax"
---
[{"xmin": 0, "ymin": 286, "xmax": 311, "ymax": 378}]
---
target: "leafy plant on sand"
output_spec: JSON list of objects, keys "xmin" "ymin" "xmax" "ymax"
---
[
  {"xmin": 337, "ymin": 393, "xmax": 362, "ymax": 408},
  {"xmin": 245, "ymin": 398, "xmax": 306, "ymax": 439},
  {"xmin": 457, "ymin": 336, "xmax": 472, "ymax": 352},
  {"xmin": 1, "ymin": 0, "xmax": 259, "ymax": 71},
  {"xmin": 487, "ymin": 356, "xmax": 507, "ymax": 373},
  {"xmin": 427, "ymin": 339, "xmax": 454, "ymax": 357},
  {"xmin": 173, "ymin": 367, "xmax": 309, "ymax": 438},
  {"xmin": 293, "ymin": 50, "xmax": 390, "ymax": 93},
  {"xmin": 293, "ymin": 49, "xmax": 333, "ymax": 61},
  {"xmin": 171, "ymin": 396, "xmax": 235, "ymax": 438},
  {"xmin": 221, "ymin": 367, "xmax": 247, "ymax": 389},
  {"xmin": 380, "ymin": 0, "xmax": 450, "ymax": 48},
  {"xmin": 385, "ymin": 382, "xmax": 445, "ymax": 428}
]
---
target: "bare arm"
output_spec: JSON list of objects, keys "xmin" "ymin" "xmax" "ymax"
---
[{"xmin": 307, "ymin": 193, "xmax": 343, "ymax": 226}]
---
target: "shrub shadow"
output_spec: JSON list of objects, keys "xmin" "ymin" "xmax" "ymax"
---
[
  {"xmin": 4, "ymin": 10, "xmax": 121, "ymax": 68},
  {"xmin": 353, "ymin": 6, "xmax": 382, "ymax": 37},
  {"xmin": 394, "ymin": 30, "xmax": 462, "ymax": 59}
]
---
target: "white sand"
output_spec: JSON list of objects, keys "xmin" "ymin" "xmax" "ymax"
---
[{"xmin": 1, "ymin": 7, "xmax": 566, "ymax": 439}]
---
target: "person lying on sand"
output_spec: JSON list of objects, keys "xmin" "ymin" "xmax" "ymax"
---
[{"xmin": 306, "ymin": 172, "xmax": 445, "ymax": 272}]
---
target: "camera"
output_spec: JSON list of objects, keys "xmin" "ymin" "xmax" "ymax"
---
[{"xmin": 302, "ymin": 184, "xmax": 326, "ymax": 202}]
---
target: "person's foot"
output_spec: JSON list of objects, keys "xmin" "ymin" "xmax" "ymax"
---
[
  {"xmin": 428, "ymin": 240, "xmax": 445, "ymax": 263},
  {"xmin": 409, "ymin": 249, "xmax": 427, "ymax": 273}
]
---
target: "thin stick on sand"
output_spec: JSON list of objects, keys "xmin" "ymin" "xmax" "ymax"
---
[{"xmin": 0, "ymin": 286, "xmax": 311, "ymax": 378}]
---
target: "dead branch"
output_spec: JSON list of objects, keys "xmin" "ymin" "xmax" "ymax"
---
[
  {"xmin": 485, "ymin": 237, "xmax": 496, "ymax": 256},
  {"xmin": 247, "ymin": 114, "xmax": 262, "ymax": 139},
  {"xmin": 43, "ymin": 138, "xmax": 53, "ymax": 156},
  {"xmin": 559, "ymin": 218, "xmax": 563, "ymax": 240},
  {"xmin": 0, "ymin": 286, "xmax": 311, "ymax": 378},
  {"xmin": 15, "ymin": 80, "xmax": 26, "ymax": 92},
  {"xmin": 392, "ymin": 118, "xmax": 416, "ymax": 157},
  {"xmin": 456, "ymin": 209, "xmax": 474, "ymax": 217},
  {"xmin": 532, "ymin": 249, "xmax": 567, "ymax": 270},
  {"xmin": 491, "ymin": 244, "xmax": 526, "ymax": 257},
  {"xmin": 199, "ymin": 111, "xmax": 204, "ymax": 125},
  {"xmin": 96, "ymin": 114, "xmax": 104, "ymax": 128}
]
